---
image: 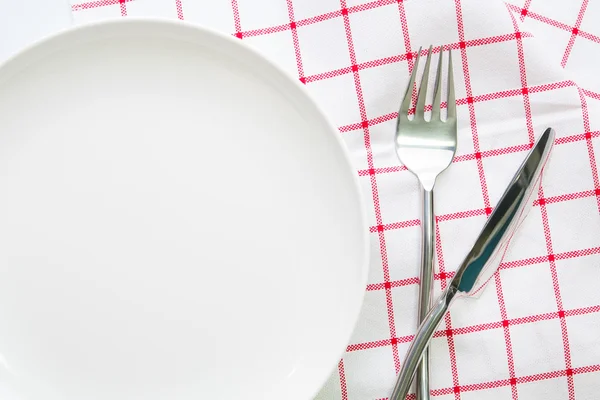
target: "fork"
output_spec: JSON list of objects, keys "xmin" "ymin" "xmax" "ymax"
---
[{"xmin": 394, "ymin": 45, "xmax": 457, "ymax": 400}]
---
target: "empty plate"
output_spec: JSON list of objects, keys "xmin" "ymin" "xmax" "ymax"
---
[{"xmin": 0, "ymin": 20, "xmax": 368, "ymax": 400}]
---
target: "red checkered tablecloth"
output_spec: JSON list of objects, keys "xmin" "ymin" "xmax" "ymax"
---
[{"xmin": 67, "ymin": 0, "xmax": 600, "ymax": 399}]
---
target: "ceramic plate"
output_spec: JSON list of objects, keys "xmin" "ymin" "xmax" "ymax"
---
[{"xmin": 0, "ymin": 19, "xmax": 368, "ymax": 400}]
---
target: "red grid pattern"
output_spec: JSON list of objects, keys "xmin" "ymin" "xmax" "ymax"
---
[{"xmin": 69, "ymin": 0, "xmax": 600, "ymax": 398}]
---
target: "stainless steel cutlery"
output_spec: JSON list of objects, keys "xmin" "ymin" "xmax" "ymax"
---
[
  {"xmin": 392, "ymin": 45, "xmax": 556, "ymax": 400},
  {"xmin": 390, "ymin": 128, "xmax": 555, "ymax": 400}
]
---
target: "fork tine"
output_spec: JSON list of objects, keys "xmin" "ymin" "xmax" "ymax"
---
[
  {"xmin": 400, "ymin": 47, "xmax": 422, "ymax": 118},
  {"xmin": 447, "ymin": 49, "xmax": 456, "ymax": 120},
  {"xmin": 431, "ymin": 46, "xmax": 443, "ymax": 121},
  {"xmin": 415, "ymin": 45, "xmax": 433, "ymax": 120}
]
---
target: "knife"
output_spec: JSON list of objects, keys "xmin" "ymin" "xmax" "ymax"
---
[{"xmin": 390, "ymin": 127, "xmax": 556, "ymax": 400}]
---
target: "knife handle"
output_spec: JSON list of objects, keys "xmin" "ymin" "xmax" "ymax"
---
[{"xmin": 390, "ymin": 285, "xmax": 458, "ymax": 400}]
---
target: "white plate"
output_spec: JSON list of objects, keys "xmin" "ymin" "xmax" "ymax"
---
[{"xmin": 0, "ymin": 20, "xmax": 368, "ymax": 400}]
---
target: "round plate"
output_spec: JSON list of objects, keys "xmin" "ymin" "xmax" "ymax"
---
[{"xmin": 0, "ymin": 20, "xmax": 368, "ymax": 400}]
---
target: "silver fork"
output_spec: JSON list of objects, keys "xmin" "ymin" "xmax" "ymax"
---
[{"xmin": 394, "ymin": 45, "xmax": 457, "ymax": 400}]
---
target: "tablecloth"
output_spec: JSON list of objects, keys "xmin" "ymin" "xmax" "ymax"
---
[{"xmin": 8, "ymin": 0, "xmax": 600, "ymax": 398}]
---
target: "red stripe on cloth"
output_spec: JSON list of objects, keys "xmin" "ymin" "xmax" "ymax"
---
[
  {"xmin": 340, "ymin": 80, "xmax": 574, "ymax": 136},
  {"xmin": 348, "ymin": 303, "xmax": 600, "ymax": 354},
  {"xmin": 396, "ymin": 0, "xmax": 413, "ymax": 71},
  {"xmin": 427, "ymin": 364, "xmax": 600, "ymax": 396},
  {"xmin": 434, "ymin": 321, "xmax": 505, "ymax": 338},
  {"xmin": 454, "ymin": 143, "xmax": 532, "ymax": 163},
  {"xmin": 577, "ymin": 29, "xmax": 600, "ymax": 44},
  {"xmin": 446, "ymin": 2, "xmax": 490, "ymax": 394},
  {"xmin": 435, "ymin": 216, "xmax": 461, "ymax": 398},
  {"xmin": 285, "ymin": 0, "xmax": 305, "ymax": 82},
  {"xmin": 506, "ymin": 6, "xmax": 535, "ymax": 144},
  {"xmin": 436, "ymin": 207, "xmax": 487, "ymax": 222},
  {"xmin": 297, "ymin": 10, "xmax": 344, "ymax": 28},
  {"xmin": 338, "ymin": 359, "xmax": 348, "ymax": 400},
  {"xmin": 366, "ymin": 276, "xmax": 420, "ymax": 291},
  {"xmin": 495, "ymin": 11, "xmax": 537, "ymax": 397},
  {"xmin": 431, "ymin": 142, "xmax": 460, "ymax": 398},
  {"xmin": 358, "ymin": 165, "xmax": 407, "ymax": 177},
  {"xmin": 368, "ymin": 219, "xmax": 420, "ymax": 233},
  {"xmin": 303, "ymin": 33, "xmax": 530, "ymax": 85},
  {"xmin": 581, "ymin": 88, "xmax": 600, "ymax": 100},
  {"xmin": 557, "ymin": 246, "xmax": 600, "ymax": 261},
  {"xmin": 537, "ymin": 183, "xmax": 576, "ymax": 399},
  {"xmin": 175, "ymin": 0, "xmax": 184, "ymax": 20},
  {"xmin": 238, "ymin": 23, "xmax": 296, "ymax": 39},
  {"xmin": 339, "ymin": 0, "xmax": 402, "ymax": 372},
  {"xmin": 71, "ymin": 0, "xmax": 132, "ymax": 13},
  {"xmin": 533, "ymin": 189, "xmax": 599, "ymax": 206},
  {"xmin": 455, "ymin": 0, "xmax": 491, "ymax": 211},
  {"xmin": 347, "ymin": 336, "xmax": 413, "ymax": 352},
  {"xmin": 556, "ymin": 129, "xmax": 599, "ymax": 144},
  {"xmin": 494, "ymin": 272, "xmax": 519, "ymax": 398},
  {"xmin": 502, "ymin": 245, "xmax": 600, "ymax": 270},
  {"xmin": 576, "ymin": 88, "xmax": 600, "ymax": 212}
]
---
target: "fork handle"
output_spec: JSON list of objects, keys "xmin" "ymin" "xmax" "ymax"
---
[
  {"xmin": 417, "ymin": 187, "xmax": 434, "ymax": 400},
  {"xmin": 391, "ymin": 286, "xmax": 457, "ymax": 400}
]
